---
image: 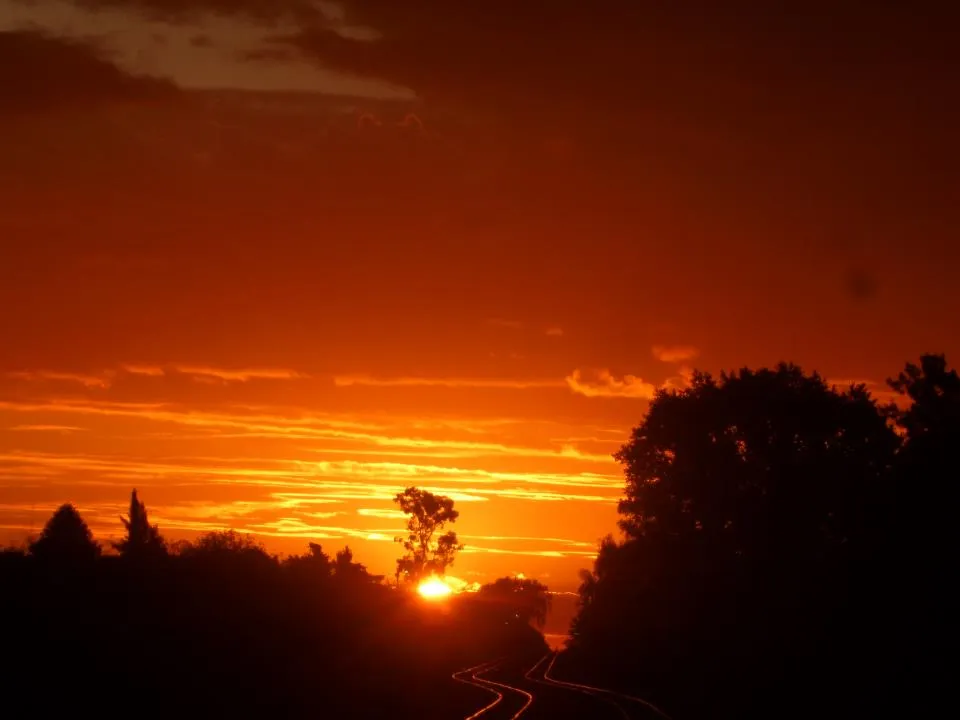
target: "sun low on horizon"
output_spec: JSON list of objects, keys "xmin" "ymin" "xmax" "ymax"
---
[{"xmin": 417, "ymin": 576, "xmax": 454, "ymax": 600}]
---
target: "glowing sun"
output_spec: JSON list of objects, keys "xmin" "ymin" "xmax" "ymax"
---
[{"xmin": 417, "ymin": 576, "xmax": 452, "ymax": 600}]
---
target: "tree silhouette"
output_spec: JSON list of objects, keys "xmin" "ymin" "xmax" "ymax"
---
[
  {"xmin": 29, "ymin": 503, "xmax": 100, "ymax": 566},
  {"xmin": 477, "ymin": 576, "xmax": 552, "ymax": 628},
  {"xmin": 393, "ymin": 486, "xmax": 463, "ymax": 584},
  {"xmin": 886, "ymin": 353, "xmax": 957, "ymax": 697},
  {"xmin": 179, "ymin": 529, "xmax": 269, "ymax": 561},
  {"xmin": 616, "ymin": 364, "xmax": 899, "ymax": 560},
  {"xmin": 113, "ymin": 489, "xmax": 166, "ymax": 560},
  {"xmin": 0, "ymin": 492, "xmax": 545, "ymax": 719},
  {"xmin": 888, "ymin": 353, "xmax": 960, "ymax": 451},
  {"xmin": 570, "ymin": 362, "xmax": 904, "ymax": 718},
  {"xmin": 284, "ymin": 542, "xmax": 332, "ymax": 578},
  {"xmin": 333, "ymin": 545, "xmax": 380, "ymax": 582}
]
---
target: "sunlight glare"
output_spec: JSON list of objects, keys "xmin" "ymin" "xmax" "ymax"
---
[{"xmin": 417, "ymin": 576, "xmax": 453, "ymax": 600}]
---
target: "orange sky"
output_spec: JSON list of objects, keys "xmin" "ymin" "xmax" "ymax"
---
[{"xmin": 0, "ymin": 1, "xmax": 957, "ymax": 590}]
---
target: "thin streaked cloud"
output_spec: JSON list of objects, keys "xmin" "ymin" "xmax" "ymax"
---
[
  {"xmin": 7, "ymin": 370, "xmax": 113, "ymax": 388},
  {"xmin": 8, "ymin": 424, "xmax": 86, "ymax": 433},
  {"xmin": 120, "ymin": 364, "xmax": 167, "ymax": 377},
  {"xmin": 174, "ymin": 366, "xmax": 308, "ymax": 382},
  {"xmin": 652, "ymin": 345, "xmax": 700, "ymax": 363},
  {"xmin": 357, "ymin": 508, "xmax": 407, "ymax": 519},
  {"xmin": 333, "ymin": 375, "xmax": 564, "ymax": 390}
]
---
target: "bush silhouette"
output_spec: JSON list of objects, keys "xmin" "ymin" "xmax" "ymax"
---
[{"xmin": 29, "ymin": 503, "xmax": 100, "ymax": 566}]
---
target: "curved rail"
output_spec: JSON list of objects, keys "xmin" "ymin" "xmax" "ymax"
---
[
  {"xmin": 453, "ymin": 658, "xmax": 536, "ymax": 720},
  {"xmin": 453, "ymin": 660, "xmax": 505, "ymax": 720},
  {"xmin": 542, "ymin": 652, "xmax": 673, "ymax": 720}
]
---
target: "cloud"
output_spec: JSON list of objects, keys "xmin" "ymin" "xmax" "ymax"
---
[
  {"xmin": 356, "ymin": 508, "xmax": 406, "ymax": 519},
  {"xmin": 9, "ymin": 364, "xmax": 304, "ymax": 386},
  {"xmin": 334, "ymin": 375, "xmax": 563, "ymax": 390},
  {"xmin": 172, "ymin": 365, "xmax": 307, "ymax": 382},
  {"xmin": 0, "ymin": 30, "xmax": 177, "ymax": 113},
  {"xmin": 0, "ymin": 1, "xmax": 410, "ymax": 98},
  {"xmin": 8, "ymin": 425, "xmax": 85, "ymax": 433},
  {"xmin": 460, "ymin": 546, "xmax": 596, "ymax": 559},
  {"xmin": 0, "ymin": 450, "xmax": 619, "ymax": 505},
  {"xmin": 461, "ymin": 534, "xmax": 595, "ymax": 549},
  {"xmin": 0, "ymin": 397, "xmax": 615, "ymax": 464},
  {"xmin": 121, "ymin": 364, "xmax": 166, "ymax": 377},
  {"xmin": 545, "ymin": 327, "xmax": 564, "ymax": 337},
  {"xmin": 443, "ymin": 575, "xmax": 481, "ymax": 593},
  {"xmin": 565, "ymin": 369, "xmax": 658, "ymax": 399},
  {"xmin": 662, "ymin": 366, "xmax": 695, "ymax": 392},
  {"xmin": 7, "ymin": 370, "xmax": 114, "ymax": 388},
  {"xmin": 652, "ymin": 345, "xmax": 700, "ymax": 363}
]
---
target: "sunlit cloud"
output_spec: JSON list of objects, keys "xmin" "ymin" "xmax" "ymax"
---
[
  {"xmin": 7, "ymin": 370, "xmax": 113, "ymax": 388},
  {"xmin": 333, "ymin": 375, "xmax": 564, "ymax": 390},
  {"xmin": 444, "ymin": 575, "xmax": 481, "ymax": 593},
  {"xmin": 8, "ymin": 424, "xmax": 85, "ymax": 433},
  {"xmin": 0, "ymin": 396, "xmax": 618, "ymax": 463},
  {"xmin": 652, "ymin": 345, "xmax": 700, "ymax": 363},
  {"xmin": 0, "ymin": 447, "xmax": 621, "ymax": 505},
  {"xmin": 565, "ymin": 369, "xmax": 658, "ymax": 399},
  {"xmin": 230, "ymin": 484, "xmax": 492, "ymax": 504},
  {"xmin": 545, "ymin": 327, "xmax": 564, "ymax": 337},
  {"xmin": 357, "ymin": 508, "xmax": 407, "ymax": 519},
  {"xmin": 173, "ymin": 366, "xmax": 308, "ymax": 383},
  {"xmin": 461, "ymin": 534, "xmax": 595, "ymax": 549},
  {"xmin": 121, "ymin": 364, "xmax": 166, "ymax": 377},
  {"xmin": 460, "ymin": 546, "xmax": 597, "ymax": 559},
  {"xmin": 297, "ymin": 459, "xmax": 621, "ymax": 489},
  {"xmin": 9, "ymin": 364, "xmax": 306, "ymax": 386},
  {"xmin": 0, "ymin": 0, "xmax": 413, "ymax": 98},
  {"xmin": 662, "ymin": 366, "xmax": 695, "ymax": 391}
]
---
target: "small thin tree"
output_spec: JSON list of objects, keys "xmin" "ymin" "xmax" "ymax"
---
[
  {"xmin": 394, "ymin": 486, "xmax": 463, "ymax": 585},
  {"xmin": 114, "ymin": 489, "xmax": 166, "ymax": 560}
]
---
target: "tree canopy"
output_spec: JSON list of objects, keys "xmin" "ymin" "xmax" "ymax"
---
[
  {"xmin": 393, "ymin": 486, "xmax": 463, "ymax": 584},
  {"xmin": 113, "ymin": 489, "xmax": 166, "ymax": 560},
  {"xmin": 477, "ymin": 576, "xmax": 552, "ymax": 628},
  {"xmin": 570, "ymin": 359, "xmax": 923, "ymax": 719},
  {"xmin": 615, "ymin": 363, "xmax": 899, "ymax": 561},
  {"xmin": 28, "ymin": 503, "xmax": 100, "ymax": 566}
]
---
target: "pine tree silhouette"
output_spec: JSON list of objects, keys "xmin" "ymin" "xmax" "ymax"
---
[
  {"xmin": 29, "ymin": 503, "xmax": 100, "ymax": 566},
  {"xmin": 114, "ymin": 489, "xmax": 166, "ymax": 560}
]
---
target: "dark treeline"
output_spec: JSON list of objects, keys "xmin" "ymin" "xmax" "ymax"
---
[
  {"xmin": 1, "ymin": 490, "xmax": 548, "ymax": 718},
  {"xmin": 563, "ymin": 354, "xmax": 956, "ymax": 719}
]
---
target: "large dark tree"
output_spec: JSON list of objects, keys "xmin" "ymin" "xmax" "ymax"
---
[
  {"xmin": 888, "ymin": 353, "xmax": 960, "ymax": 474},
  {"xmin": 616, "ymin": 364, "xmax": 899, "ymax": 559},
  {"xmin": 393, "ymin": 486, "xmax": 463, "ymax": 584},
  {"xmin": 113, "ymin": 489, "xmax": 166, "ymax": 560},
  {"xmin": 28, "ymin": 503, "xmax": 101, "ymax": 566},
  {"xmin": 570, "ymin": 363, "xmax": 902, "ymax": 719},
  {"xmin": 885, "ymin": 354, "xmax": 958, "ymax": 703}
]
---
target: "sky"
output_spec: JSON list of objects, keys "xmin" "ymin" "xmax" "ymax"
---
[{"xmin": 0, "ymin": 1, "xmax": 957, "ymax": 591}]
